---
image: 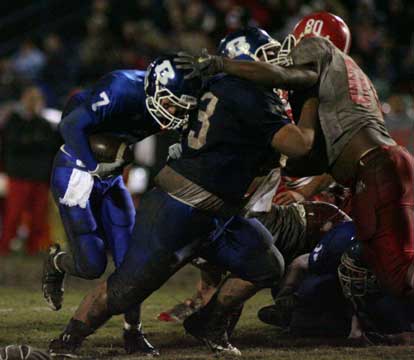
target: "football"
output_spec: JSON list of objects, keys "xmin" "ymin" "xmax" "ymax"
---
[
  {"xmin": 89, "ymin": 133, "xmax": 134, "ymax": 164},
  {"xmin": 0, "ymin": 345, "xmax": 50, "ymax": 359}
]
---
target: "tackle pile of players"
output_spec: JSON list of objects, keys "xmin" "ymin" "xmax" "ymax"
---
[{"xmin": 38, "ymin": 11, "xmax": 414, "ymax": 358}]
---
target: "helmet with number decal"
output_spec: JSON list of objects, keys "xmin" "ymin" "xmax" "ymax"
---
[
  {"xmin": 145, "ymin": 54, "xmax": 202, "ymax": 130},
  {"xmin": 218, "ymin": 26, "xmax": 281, "ymax": 63},
  {"xmin": 292, "ymin": 12, "xmax": 351, "ymax": 54}
]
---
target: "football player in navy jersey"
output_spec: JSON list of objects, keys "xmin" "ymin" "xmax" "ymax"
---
[
  {"xmin": 43, "ymin": 55, "xmax": 201, "ymax": 356},
  {"xmin": 47, "ymin": 28, "xmax": 298, "ymax": 357}
]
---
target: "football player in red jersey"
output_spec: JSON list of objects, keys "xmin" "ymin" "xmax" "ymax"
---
[{"xmin": 177, "ymin": 12, "xmax": 414, "ymax": 299}]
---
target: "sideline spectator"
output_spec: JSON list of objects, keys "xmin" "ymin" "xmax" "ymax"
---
[
  {"xmin": 0, "ymin": 87, "xmax": 61, "ymax": 255},
  {"xmin": 12, "ymin": 39, "xmax": 46, "ymax": 82}
]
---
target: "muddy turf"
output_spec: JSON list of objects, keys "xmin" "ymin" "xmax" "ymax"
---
[{"xmin": 0, "ymin": 254, "xmax": 412, "ymax": 359}]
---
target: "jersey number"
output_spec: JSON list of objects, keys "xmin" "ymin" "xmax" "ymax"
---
[
  {"xmin": 188, "ymin": 92, "xmax": 218, "ymax": 150},
  {"xmin": 304, "ymin": 19, "xmax": 324, "ymax": 36},
  {"xmin": 91, "ymin": 91, "xmax": 110, "ymax": 112},
  {"xmin": 345, "ymin": 58, "xmax": 373, "ymax": 107}
]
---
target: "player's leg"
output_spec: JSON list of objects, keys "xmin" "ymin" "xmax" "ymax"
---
[
  {"xmin": 101, "ymin": 177, "xmax": 158, "ymax": 356},
  {"xmin": 184, "ymin": 216, "xmax": 284, "ymax": 355},
  {"xmin": 26, "ymin": 181, "xmax": 50, "ymax": 254},
  {"xmin": 43, "ymin": 165, "xmax": 108, "ymax": 310},
  {"xmin": 49, "ymin": 188, "xmax": 215, "ymax": 356},
  {"xmin": 157, "ymin": 263, "xmax": 224, "ymax": 323},
  {"xmin": 354, "ymin": 146, "xmax": 414, "ymax": 295},
  {"xmin": 0, "ymin": 178, "xmax": 28, "ymax": 254}
]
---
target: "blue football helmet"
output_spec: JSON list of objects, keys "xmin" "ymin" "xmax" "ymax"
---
[
  {"xmin": 145, "ymin": 55, "xmax": 202, "ymax": 130},
  {"xmin": 337, "ymin": 242, "xmax": 379, "ymax": 298},
  {"xmin": 218, "ymin": 26, "xmax": 281, "ymax": 63}
]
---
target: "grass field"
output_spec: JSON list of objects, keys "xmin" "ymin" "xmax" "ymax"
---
[{"xmin": 0, "ymin": 254, "xmax": 413, "ymax": 359}]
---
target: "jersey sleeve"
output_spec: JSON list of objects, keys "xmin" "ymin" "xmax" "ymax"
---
[
  {"xmin": 290, "ymin": 37, "xmax": 332, "ymax": 77},
  {"xmin": 235, "ymin": 84, "xmax": 290, "ymax": 145},
  {"xmin": 59, "ymin": 72, "xmax": 130, "ymax": 171}
]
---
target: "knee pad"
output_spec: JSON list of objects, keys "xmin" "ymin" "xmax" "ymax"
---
[{"xmin": 106, "ymin": 250, "xmax": 183, "ymax": 315}]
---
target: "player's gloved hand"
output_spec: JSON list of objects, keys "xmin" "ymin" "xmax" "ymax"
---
[
  {"xmin": 273, "ymin": 190, "xmax": 305, "ymax": 205},
  {"xmin": 175, "ymin": 49, "xmax": 224, "ymax": 79},
  {"xmin": 89, "ymin": 159, "xmax": 124, "ymax": 179},
  {"xmin": 168, "ymin": 143, "xmax": 182, "ymax": 160}
]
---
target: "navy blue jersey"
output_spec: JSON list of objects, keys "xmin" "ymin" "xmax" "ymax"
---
[
  {"xmin": 170, "ymin": 75, "xmax": 289, "ymax": 203},
  {"xmin": 60, "ymin": 70, "xmax": 160, "ymax": 171},
  {"xmin": 308, "ymin": 221, "xmax": 356, "ymax": 275}
]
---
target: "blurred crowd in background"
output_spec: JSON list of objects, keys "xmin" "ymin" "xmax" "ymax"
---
[{"xmin": 0, "ymin": 0, "xmax": 412, "ymax": 254}]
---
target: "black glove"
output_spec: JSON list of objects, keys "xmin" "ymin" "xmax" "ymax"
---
[{"xmin": 175, "ymin": 49, "xmax": 224, "ymax": 79}]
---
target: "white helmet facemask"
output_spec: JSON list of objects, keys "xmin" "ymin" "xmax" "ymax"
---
[
  {"xmin": 274, "ymin": 34, "xmax": 296, "ymax": 66},
  {"xmin": 255, "ymin": 39, "xmax": 282, "ymax": 64},
  {"xmin": 146, "ymin": 84, "xmax": 197, "ymax": 130}
]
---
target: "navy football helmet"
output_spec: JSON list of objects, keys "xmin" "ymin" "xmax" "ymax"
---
[
  {"xmin": 218, "ymin": 26, "xmax": 281, "ymax": 63},
  {"xmin": 338, "ymin": 242, "xmax": 379, "ymax": 298},
  {"xmin": 145, "ymin": 55, "xmax": 202, "ymax": 130}
]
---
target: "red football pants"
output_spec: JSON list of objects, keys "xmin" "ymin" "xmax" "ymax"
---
[
  {"xmin": 0, "ymin": 178, "xmax": 51, "ymax": 255},
  {"xmin": 352, "ymin": 145, "xmax": 414, "ymax": 295}
]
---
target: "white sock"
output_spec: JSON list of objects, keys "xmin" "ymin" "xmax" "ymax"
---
[
  {"xmin": 53, "ymin": 251, "xmax": 66, "ymax": 273},
  {"xmin": 124, "ymin": 322, "xmax": 142, "ymax": 331}
]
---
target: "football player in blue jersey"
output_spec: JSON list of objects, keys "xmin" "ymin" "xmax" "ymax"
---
[
  {"xmin": 338, "ymin": 242, "xmax": 414, "ymax": 344},
  {"xmin": 47, "ymin": 27, "xmax": 309, "ymax": 357},
  {"xmin": 43, "ymin": 55, "xmax": 201, "ymax": 356},
  {"xmin": 258, "ymin": 220, "xmax": 355, "ymax": 333}
]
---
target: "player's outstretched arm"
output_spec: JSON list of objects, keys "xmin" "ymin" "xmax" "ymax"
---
[
  {"xmin": 222, "ymin": 58, "xmax": 319, "ymax": 90},
  {"xmin": 175, "ymin": 51, "xmax": 318, "ymax": 90}
]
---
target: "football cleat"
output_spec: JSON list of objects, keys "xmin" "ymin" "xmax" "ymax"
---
[
  {"xmin": 123, "ymin": 327, "xmax": 159, "ymax": 356},
  {"xmin": 183, "ymin": 310, "xmax": 241, "ymax": 356},
  {"xmin": 42, "ymin": 244, "xmax": 65, "ymax": 311},
  {"xmin": 49, "ymin": 335, "xmax": 82, "ymax": 359},
  {"xmin": 257, "ymin": 294, "xmax": 299, "ymax": 328}
]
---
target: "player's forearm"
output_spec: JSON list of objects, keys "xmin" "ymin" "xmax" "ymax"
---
[
  {"xmin": 273, "ymin": 96, "xmax": 318, "ymax": 158},
  {"xmin": 296, "ymin": 174, "xmax": 334, "ymax": 199},
  {"xmin": 222, "ymin": 58, "xmax": 318, "ymax": 90},
  {"xmin": 272, "ymin": 123, "xmax": 314, "ymax": 158},
  {"xmin": 60, "ymin": 107, "xmax": 98, "ymax": 171},
  {"xmin": 277, "ymin": 254, "xmax": 309, "ymax": 296}
]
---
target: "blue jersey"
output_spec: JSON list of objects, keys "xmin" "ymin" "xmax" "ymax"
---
[
  {"xmin": 60, "ymin": 70, "xmax": 160, "ymax": 171},
  {"xmin": 169, "ymin": 75, "xmax": 289, "ymax": 203}
]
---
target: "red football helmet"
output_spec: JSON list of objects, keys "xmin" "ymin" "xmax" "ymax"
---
[{"xmin": 292, "ymin": 12, "xmax": 351, "ymax": 54}]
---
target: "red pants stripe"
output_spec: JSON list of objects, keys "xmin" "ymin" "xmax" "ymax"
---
[{"xmin": 0, "ymin": 178, "xmax": 51, "ymax": 255}]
